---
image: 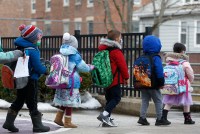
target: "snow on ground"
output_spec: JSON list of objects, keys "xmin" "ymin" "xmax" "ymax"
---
[{"xmin": 0, "ymin": 92, "xmax": 101, "ymax": 111}]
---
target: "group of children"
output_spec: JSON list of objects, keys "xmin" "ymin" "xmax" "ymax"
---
[{"xmin": 0, "ymin": 24, "xmax": 195, "ymax": 133}]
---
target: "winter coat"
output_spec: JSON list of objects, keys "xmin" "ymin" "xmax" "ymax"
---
[
  {"xmin": 142, "ymin": 35, "xmax": 164, "ymax": 88},
  {"xmin": 0, "ymin": 50, "xmax": 22, "ymax": 64},
  {"xmin": 98, "ymin": 38, "xmax": 129, "ymax": 88},
  {"xmin": 165, "ymin": 52, "xmax": 194, "ymax": 92},
  {"xmin": 59, "ymin": 44, "xmax": 91, "ymax": 89},
  {"xmin": 14, "ymin": 37, "xmax": 46, "ymax": 80}
]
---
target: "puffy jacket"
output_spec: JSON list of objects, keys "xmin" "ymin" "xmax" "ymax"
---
[
  {"xmin": 142, "ymin": 35, "xmax": 164, "ymax": 87},
  {"xmin": 59, "ymin": 44, "xmax": 91, "ymax": 89},
  {"xmin": 14, "ymin": 37, "xmax": 46, "ymax": 80},
  {"xmin": 98, "ymin": 38, "xmax": 129, "ymax": 88}
]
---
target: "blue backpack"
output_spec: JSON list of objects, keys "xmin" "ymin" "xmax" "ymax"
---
[
  {"xmin": 133, "ymin": 54, "xmax": 159, "ymax": 90},
  {"xmin": 160, "ymin": 60, "xmax": 187, "ymax": 95}
]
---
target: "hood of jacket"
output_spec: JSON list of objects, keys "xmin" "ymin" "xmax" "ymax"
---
[
  {"xmin": 164, "ymin": 52, "xmax": 189, "ymax": 62},
  {"xmin": 98, "ymin": 38, "xmax": 122, "ymax": 51},
  {"xmin": 142, "ymin": 35, "xmax": 162, "ymax": 54},
  {"xmin": 14, "ymin": 37, "xmax": 38, "ymax": 49},
  {"xmin": 59, "ymin": 44, "xmax": 78, "ymax": 56}
]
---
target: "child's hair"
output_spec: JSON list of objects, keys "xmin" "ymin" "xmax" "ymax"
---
[
  {"xmin": 107, "ymin": 30, "xmax": 121, "ymax": 41},
  {"xmin": 173, "ymin": 42, "xmax": 186, "ymax": 53}
]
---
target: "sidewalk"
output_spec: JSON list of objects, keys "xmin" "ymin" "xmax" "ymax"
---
[{"xmin": 0, "ymin": 109, "xmax": 200, "ymax": 134}]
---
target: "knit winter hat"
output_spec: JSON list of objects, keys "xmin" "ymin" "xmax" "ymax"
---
[
  {"xmin": 63, "ymin": 33, "xmax": 78, "ymax": 49},
  {"xmin": 19, "ymin": 24, "xmax": 43, "ymax": 43}
]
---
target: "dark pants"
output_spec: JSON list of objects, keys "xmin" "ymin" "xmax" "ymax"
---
[
  {"xmin": 10, "ymin": 79, "xmax": 39, "ymax": 115},
  {"xmin": 104, "ymin": 85, "xmax": 121, "ymax": 116}
]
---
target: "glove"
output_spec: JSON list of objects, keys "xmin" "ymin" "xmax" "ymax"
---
[{"xmin": 13, "ymin": 50, "xmax": 23, "ymax": 58}]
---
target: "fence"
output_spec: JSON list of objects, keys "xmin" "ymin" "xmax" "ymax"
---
[{"xmin": 0, "ymin": 27, "xmax": 152, "ymax": 98}]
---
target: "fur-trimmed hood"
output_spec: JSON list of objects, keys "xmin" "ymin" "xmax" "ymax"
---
[
  {"xmin": 164, "ymin": 52, "xmax": 189, "ymax": 62},
  {"xmin": 99, "ymin": 38, "xmax": 122, "ymax": 49}
]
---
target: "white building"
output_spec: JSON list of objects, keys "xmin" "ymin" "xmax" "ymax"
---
[{"xmin": 133, "ymin": 0, "xmax": 200, "ymax": 53}]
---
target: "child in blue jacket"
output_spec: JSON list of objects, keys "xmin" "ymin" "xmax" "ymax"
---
[
  {"xmin": 2, "ymin": 24, "xmax": 50, "ymax": 133},
  {"xmin": 137, "ymin": 35, "xmax": 170, "ymax": 126}
]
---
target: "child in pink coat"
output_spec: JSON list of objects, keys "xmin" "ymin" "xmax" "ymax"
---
[{"xmin": 162, "ymin": 42, "xmax": 195, "ymax": 124}]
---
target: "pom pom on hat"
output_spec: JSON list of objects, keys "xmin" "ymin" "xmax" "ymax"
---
[
  {"xmin": 19, "ymin": 24, "xmax": 43, "ymax": 43},
  {"xmin": 62, "ymin": 32, "xmax": 78, "ymax": 49},
  {"xmin": 63, "ymin": 33, "xmax": 70, "ymax": 41}
]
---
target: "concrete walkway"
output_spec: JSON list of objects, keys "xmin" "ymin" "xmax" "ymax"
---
[{"xmin": 0, "ymin": 109, "xmax": 200, "ymax": 134}]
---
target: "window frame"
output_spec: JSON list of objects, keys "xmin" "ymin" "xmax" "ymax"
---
[
  {"xmin": 179, "ymin": 21, "xmax": 187, "ymax": 45},
  {"xmin": 75, "ymin": 0, "xmax": 81, "ymax": 5},
  {"xmin": 63, "ymin": 19, "xmax": 70, "ymax": 33},
  {"xmin": 74, "ymin": 18, "xmax": 82, "ymax": 31},
  {"xmin": 31, "ymin": 0, "xmax": 36, "ymax": 14},
  {"xmin": 195, "ymin": 20, "xmax": 200, "ymax": 47},
  {"xmin": 87, "ymin": 0, "xmax": 94, "ymax": 8},
  {"xmin": 45, "ymin": 0, "xmax": 51, "ymax": 12},
  {"xmin": 63, "ymin": 0, "xmax": 69, "ymax": 7}
]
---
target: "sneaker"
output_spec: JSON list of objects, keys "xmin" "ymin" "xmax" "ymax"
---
[
  {"xmin": 97, "ymin": 113, "xmax": 113, "ymax": 127},
  {"xmin": 137, "ymin": 117, "xmax": 150, "ymax": 125},
  {"xmin": 155, "ymin": 118, "xmax": 171, "ymax": 126}
]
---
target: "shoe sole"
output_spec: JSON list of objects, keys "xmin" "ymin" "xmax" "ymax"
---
[{"xmin": 137, "ymin": 121, "xmax": 150, "ymax": 126}]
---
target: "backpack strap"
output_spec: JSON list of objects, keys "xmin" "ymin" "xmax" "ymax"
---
[{"xmin": 69, "ymin": 67, "xmax": 76, "ymax": 96}]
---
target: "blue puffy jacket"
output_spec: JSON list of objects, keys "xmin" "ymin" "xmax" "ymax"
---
[{"xmin": 14, "ymin": 37, "xmax": 46, "ymax": 80}]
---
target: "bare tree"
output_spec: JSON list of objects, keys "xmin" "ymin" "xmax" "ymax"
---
[
  {"xmin": 151, "ymin": 0, "xmax": 199, "ymax": 35},
  {"xmin": 100, "ymin": 0, "xmax": 133, "ymax": 32}
]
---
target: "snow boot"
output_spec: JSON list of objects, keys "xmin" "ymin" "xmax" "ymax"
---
[
  {"xmin": 2, "ymin": 108, "xmax": 19, "ymax": 132},
  {"xmin": 54, "ymin": 110, "xmax": 64, "ymax": 126},
  {"xmin": 183, "ymin": 112, "xmax": 195, "ymax": 124},
  {"xmin": 64, "ymin": 116, "xmax": 77, "ymax": 128},
  {"xmin": 31, "ymin": 112, "xmax": 50, "ymax": 132}
]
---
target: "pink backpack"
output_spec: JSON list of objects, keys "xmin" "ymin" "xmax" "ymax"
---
[{"xmin": 45, "ymin": 54, "xmax": 75, "ymax": 89}]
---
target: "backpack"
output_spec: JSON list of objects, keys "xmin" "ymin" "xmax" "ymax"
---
[
  {"xmin": 160, "ymin": 60, "xmax": 187, "ymax": 95},
  {"xmin": 91, "ymin": 48, "xmax": 118, "ymax": 88},
  {"xmin": 133, "ymin": 54, "xmax": 159, "ymax": 90},
  {"xmin": 1, "ymin": 47, "xmax": 34, "ymax": 89},
  {"xmin": 45, "ymin": 54, "xmax": 75, "ymax": 89}
]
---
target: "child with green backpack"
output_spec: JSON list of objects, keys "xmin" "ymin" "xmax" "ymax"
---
[{"xmin": 96, "ymin": 30, "xmax": 129, "ymax": 127}]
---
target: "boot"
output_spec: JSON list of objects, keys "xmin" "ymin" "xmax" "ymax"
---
[
  {"xmin": 183, "ymin": 112, "xmax": 195, "ymax": 124},
  {"xmin": 54, "ymin": 110, "xmax": 64, "ymax": 126},
  {"xmin": 64, "ymin": 116, "xmax": 77, "ymax": 128},
  {"xmin": 2, "ymin": 108, "xmax": 19, "ymax": 132},
  {"xmin": 30, "ymin": 112, "xmax": 50, "ymax": 132},
  {"xmin": 161, "ymin": 109, "xmax": 171, "ymax": 124}
]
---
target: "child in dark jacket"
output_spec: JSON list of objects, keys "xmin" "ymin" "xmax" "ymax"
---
[
  {"xmin": 97, "ymin": 30, "xmax": 129, "ymax": 127},
  {"xmin": 2, "ymin": 24, "xmax": 50, "ymax": 133},
  {"xmin": 137, "ymin": 35, "xmax": 170, "ymax": 126}
]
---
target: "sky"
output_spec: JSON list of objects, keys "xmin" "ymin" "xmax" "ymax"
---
[{"xmin": 0, "ymin": 92, "xmax": 101, "ymax": 111}]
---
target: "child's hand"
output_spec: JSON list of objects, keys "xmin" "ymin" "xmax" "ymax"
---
[{"xmin": 87, "ymin": 64, "xmax": 95, "ymax": 70}]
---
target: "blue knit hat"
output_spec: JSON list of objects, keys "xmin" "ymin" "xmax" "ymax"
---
[{"xmin": 19, "ymin": 24, "xmax": 43, "ymax": 43}]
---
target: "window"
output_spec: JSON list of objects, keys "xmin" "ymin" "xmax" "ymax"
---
[
  {"xmin": 87, "ymin": 0, "xmax": 94, "ymax": 7},
  {"xmin": 180, "ymin": 21, "xmax": 187, "ymax": 44},
  {"xmin": 44, "ymin": 21, "xmax": 51, "ymax": 36},
  {"xmin": 63, "ymin": 0, "xmax": 69, "ymax": 6},
  {"xmin": 132, "ymin": 21, "xmax": 139, "ymax": 32},
  {"xmin": 75, "ymin": 22, "xmax": 81, "ymax": 31},
  {"xmin": 196, "ymin": 21, "xmax": 200, "ymax": 45},
  {"xmin": 31, "ymin": 0, "xmax": 36, "ymax": 13},
  {"xmin": 75, "ymin": 0, "xmax": 81, "ymax": 5},
  {"xmin": 87, "ymin": 21, "xmax": 93, "ymax": 34},
  {"xmin": 133, "ymin": 0, "xmax": 141, "ymax": 5},
  {"xmin": 45, "ymin": 0, "xmax": 51, "ymax": 12},
  {"xmin": 63, "ymin": 20, "xmax": 70, "ymax": 33},
  {"xmin": 184, "ymin": 0, "xmax": 200, "ymax": 4}
]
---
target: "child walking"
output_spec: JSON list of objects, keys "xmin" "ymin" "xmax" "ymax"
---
[
  {"xmin": 137, "ymin": 35, "xmax": 170, "ymax": 126},
  {"xmin": 96, "ymin": 30, "xmax": 129, "ymax": 127},
  {"xmin": 53, "ymin": 33, "xmax": 94, "ymax": 128},
  {"xmin": 2, "ymin": 24, "xmax": 50, "ymax": 133},
  {"xmin": 162, "ymin": 42, "xmax": 195, "ymax": 124}
]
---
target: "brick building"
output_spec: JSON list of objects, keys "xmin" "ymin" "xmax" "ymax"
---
[{"xmin": 0, "ymin": 0, "xmax": 151, "ymax": 37}]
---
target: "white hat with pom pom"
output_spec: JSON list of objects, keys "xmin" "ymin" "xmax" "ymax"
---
[{"xmin": 63, "ymin": 33, "xmax": 78, "ymax": 49}]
